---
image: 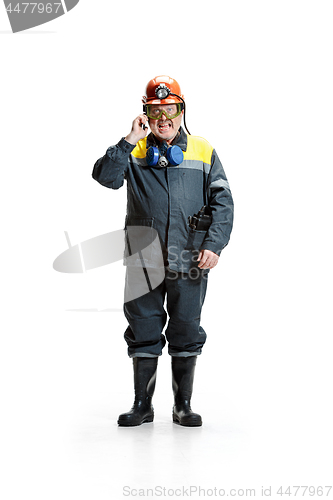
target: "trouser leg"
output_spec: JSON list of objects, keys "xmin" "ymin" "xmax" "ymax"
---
[
  {"xmin": 123, "ymin": 267, "xmax": 167, "ymax": 358},
  {"xmin": 165, "ymin": 269, "xmax": 208, "ymax": 357}
]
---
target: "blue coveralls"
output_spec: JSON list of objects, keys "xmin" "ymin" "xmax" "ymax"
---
[{"xmin": 92, "ymin": 127, "xmax": 234, "ymax": 357}]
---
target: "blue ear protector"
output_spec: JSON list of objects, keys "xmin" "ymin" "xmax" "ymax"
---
[{"xmin": 146, "ymin": 145, "xmax": 184, "ymax": 167}]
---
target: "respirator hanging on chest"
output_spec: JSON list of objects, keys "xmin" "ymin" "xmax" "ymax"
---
[{"xmin": 146, "ymin": 145, "xmax": 184, "ymax": 168}]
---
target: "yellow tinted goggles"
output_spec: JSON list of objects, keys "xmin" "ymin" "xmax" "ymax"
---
[{"xmin": 145, "ymin": 103, "xmax": 183, "ymax": 120}]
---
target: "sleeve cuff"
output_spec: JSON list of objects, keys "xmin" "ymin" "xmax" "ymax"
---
[{"xmin": 200, "ymin": 241, "xmax": 227, "ymax": 256}]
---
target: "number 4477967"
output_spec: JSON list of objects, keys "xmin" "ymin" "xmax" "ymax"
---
[
  {"xmin": 6, "ymin": 3, "xmax": 62, "ymax": 14},
  {"xmin": 277, "ymin": 486, "xmax": 332, "ymax": 496}
]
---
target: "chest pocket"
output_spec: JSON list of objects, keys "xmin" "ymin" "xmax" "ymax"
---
[{"xmin": 181, "ymin": 169, "xmax": 206, "ymax": 202}]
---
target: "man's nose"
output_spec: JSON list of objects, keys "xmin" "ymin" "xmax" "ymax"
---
[{"xmin": 160, "ymin": 112, "xmax": 167, "ymax": 120}]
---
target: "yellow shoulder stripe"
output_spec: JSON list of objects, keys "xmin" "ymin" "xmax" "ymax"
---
[
  {"xmin": 131, "ymin": 137, "xmax": 147, "ymax": 159},
  {"xmin": 183, "ymin": 135, "xmax": 213, "ymax": 164}
]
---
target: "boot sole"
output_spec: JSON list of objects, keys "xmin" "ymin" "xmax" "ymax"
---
[
  {"xmin": 118, "ymin": 415, "xmax": 154, "ymax": 426},
  {"xmin": 173, "ymin": 415, "xmax": 202, "ymax": 427}
]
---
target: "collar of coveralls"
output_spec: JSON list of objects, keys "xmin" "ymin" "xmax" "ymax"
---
[{"xmin": 146, "ymin": 126, "xmax": 188, "ymax": 152}]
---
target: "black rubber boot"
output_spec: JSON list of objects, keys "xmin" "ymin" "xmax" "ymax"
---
[
  {"xmin": 118, "ymin": 357, "xmax": 158, "ymax": 426},
  {"xmin": 172, "ymin": 356, "xmax": 202, "ymax": 427}
]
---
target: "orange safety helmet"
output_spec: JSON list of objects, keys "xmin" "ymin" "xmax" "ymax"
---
[{"xmin": 142, "ymin": 75, "xmax": 185, "ymax": 105}]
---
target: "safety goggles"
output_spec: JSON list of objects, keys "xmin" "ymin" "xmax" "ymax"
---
[{"xmin": 145, "ymin": 103, "xmax": 183, "ymax": 120}]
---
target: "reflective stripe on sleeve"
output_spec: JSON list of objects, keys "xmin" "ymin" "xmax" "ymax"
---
[{"xmin": 209, "ymin": 178, "xmax": 230, "ymax": 190}]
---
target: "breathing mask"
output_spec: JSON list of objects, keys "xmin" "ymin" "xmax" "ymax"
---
[{"xmin": 146, "ymin": 142, "xmax": 184, "ymax": 168}]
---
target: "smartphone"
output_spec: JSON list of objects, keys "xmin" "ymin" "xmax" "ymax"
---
[{"xmin": 141, "ymin": 114, "xmax": 148, "ymax": 130}]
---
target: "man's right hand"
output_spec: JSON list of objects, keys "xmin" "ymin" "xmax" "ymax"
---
[{"xmin": 125, "ymin": 114, "xmax": 149, "ymax": 145}]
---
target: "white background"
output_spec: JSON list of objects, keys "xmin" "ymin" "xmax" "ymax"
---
[{"xmin": 1, "ymin": 1, "xmax": 332, "ymax": 499}]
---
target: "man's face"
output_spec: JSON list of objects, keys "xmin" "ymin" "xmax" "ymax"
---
[{"xmin": 148, "ymin": 103, "xmax": 184, "ymax": 144}]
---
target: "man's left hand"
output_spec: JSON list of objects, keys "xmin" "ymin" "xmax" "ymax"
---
[{"xmin": 197, "ymin": 249, "xmax": 219, "ymax": 270}]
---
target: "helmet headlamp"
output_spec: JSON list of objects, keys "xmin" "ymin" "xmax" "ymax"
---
[{"xmin": 155, "ymin": 84, "xmax": 170, "ymax": 100}]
